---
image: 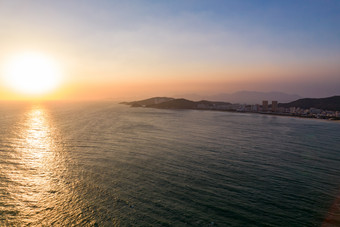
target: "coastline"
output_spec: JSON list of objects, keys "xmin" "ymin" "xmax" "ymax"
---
[
  {"xmin": 150, "ymin": 106, "xmax": 340, "ymax": 122},
  {"xmin": 121, "ymin": 97, "xmax": 340, "ymax": 122}
]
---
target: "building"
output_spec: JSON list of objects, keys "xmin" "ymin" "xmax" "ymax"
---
[
  {"xmin": 290, "ymin": 107, "xmax": 296, "ymax": 114},
  {"xmin": 262, "ymin": 100, "xmax": 268, "ymax": 112},
  {"xmin": 278, "ymin": 107, "xmax": 285, "ymax": 113},
  {"xmin": 272, "ymin": 101, "xmax": 278, "ymax": 112},
  {"xmin": 251, "ymin": 104, "xmax": 259, "ymax": 112}
]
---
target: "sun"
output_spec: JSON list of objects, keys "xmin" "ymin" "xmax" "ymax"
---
[{"xmin": 3, "ymin": 52, "xmax": 62, "ymax": 95}]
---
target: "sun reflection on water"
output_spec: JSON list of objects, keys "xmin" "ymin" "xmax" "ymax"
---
[
  {"xmin": 0, "ymin": 104, "xmax": 93, "ymax": 226},
  {"xmin": 9, "ymin": 106, "xmax": 57, "ymax": 222},
  {"xmin": 1, "ymin": 105, "xmax": 69, "ymax": 225},
  {"xmin": 23, "ymin": 108, "xmax": 55, "ymax": 166}
]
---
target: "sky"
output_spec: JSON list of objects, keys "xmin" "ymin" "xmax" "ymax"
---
[{"xmin": 0, "ymin": 0, "xmax": 340, "ymax": 100}]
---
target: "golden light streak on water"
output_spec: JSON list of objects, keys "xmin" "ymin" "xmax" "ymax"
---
[
  {"xmin": 21, "ymin": 108, "xmax": 55, "ymax": 167},
  {"xmin": 0, "ymin": 105, "xmax": 95, "ymax": 226},
  {"xmin": 5, "ymin": 106, "xmax": 57, "ymax": 223},
  {"xmin": 0, "ymin": 105, "xmax": 83, "ymax": 226}
]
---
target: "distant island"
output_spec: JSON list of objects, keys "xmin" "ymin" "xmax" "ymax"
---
[{"xmin": 121, "ymin": 96, "xmax": 340, "ymax": 120}]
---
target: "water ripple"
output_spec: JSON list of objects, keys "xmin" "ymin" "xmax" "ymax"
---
[{"xmin": 0, "ymin": 102, "xmax": 339, "ymax": 226}]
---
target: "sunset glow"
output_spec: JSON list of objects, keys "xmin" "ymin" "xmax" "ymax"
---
[
  {"xmin": 0, "ymin": 1, "xmax": 339, "ymax": 100},
  {"xmin": 1, "ymin": 1, "xmax": 340, "ymax": 226},
  {"xmin": 3, "ymin": 52, "xmax": 62, "ymax": 96}
]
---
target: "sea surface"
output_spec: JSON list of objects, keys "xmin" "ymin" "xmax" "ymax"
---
[{"xmin": 0, "ymin": 101, "xmax": 340, "ymax": 226}]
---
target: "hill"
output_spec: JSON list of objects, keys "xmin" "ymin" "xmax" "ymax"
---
[
  {"xmin": 209, "ymin": 91, "xmax": 302, "ymax": 104},
  {"xmin": 122, "ymin": 95, "xmax": 340, "ymax": 112},
  {"xmin": 122, "ymin": 97, "xmax": 232, "ymax": 110},
  {"xmin": 177, "ymin": 91, "xmax": 301, "ymax": 104},
  {"xmin": 120, "ymin": 97, "xmax": 174, "ymax": 107},
  {"xmin": 279, "ymin": 96, "xmax": 340, "ymax": 111},
  {"xmin": 149, "ymin": 98, "xmax": 197, "ymax": 109}
]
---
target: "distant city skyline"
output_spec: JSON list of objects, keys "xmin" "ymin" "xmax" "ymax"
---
[{"xmin": 0, "ymin": 0, "xmax": 340, "ymax": 100}]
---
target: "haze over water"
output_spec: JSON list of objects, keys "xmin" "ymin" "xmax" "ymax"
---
[{"xmin": 1, "ymin": 102, "xmax": 339, "ymax": 226}]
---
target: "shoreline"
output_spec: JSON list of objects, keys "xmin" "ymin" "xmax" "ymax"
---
[
  {"xmin": 127, "ymin": 105, "xmax": 340, "ymax": 122},
  {"xmin": 121, "ymin": 96, "xmax": 340, "ymax": 122}
]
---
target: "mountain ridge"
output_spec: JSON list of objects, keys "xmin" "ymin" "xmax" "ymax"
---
[
  {"xmin": 279, "ymin": 96, "xmax": 340, "ymax": 111},
  {"xmin": 122, "ymin": 95, "xmax": 340, "ymax": 111},
  {"xmin": 175, "ymin": 91, "xmax": 301, "ymax": 104}
]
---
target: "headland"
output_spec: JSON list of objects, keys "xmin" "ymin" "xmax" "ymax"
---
[{"xmin": 121, "ymin": 96, "xmax": 340, "ymax": 120}]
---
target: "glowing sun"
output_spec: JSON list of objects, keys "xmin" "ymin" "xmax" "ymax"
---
[{"xmin": 4, "ymin": 52, "xmax": 62, "ymax": 95}]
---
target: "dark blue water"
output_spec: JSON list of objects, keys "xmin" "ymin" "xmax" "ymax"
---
[{"xmin": 1, "ymin": 102, "xmax": 340, "ymax": 226}]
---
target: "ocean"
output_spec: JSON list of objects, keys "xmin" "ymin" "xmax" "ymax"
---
[{"xmin": 0, "ymin": 101, "xmax": 339, "ymax": 226}]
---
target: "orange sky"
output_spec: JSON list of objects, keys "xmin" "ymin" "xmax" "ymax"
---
[{"xmin": 1, "ymin": 1, "xmax": 340, "ymax": 101}]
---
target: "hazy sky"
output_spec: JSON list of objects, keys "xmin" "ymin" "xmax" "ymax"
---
[{"xmin": 0, "ymin": 0, "xmax": 340, "ymax": 100}]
